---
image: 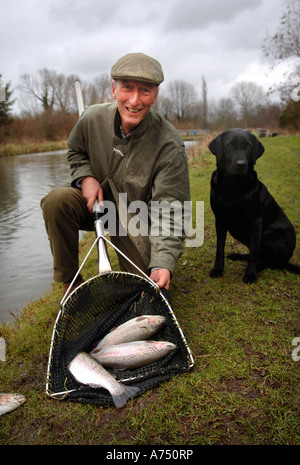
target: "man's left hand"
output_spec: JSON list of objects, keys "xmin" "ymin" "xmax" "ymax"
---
[{"xmin": 150, "ymin": 268, "xmax": 171, "ymax": 290}]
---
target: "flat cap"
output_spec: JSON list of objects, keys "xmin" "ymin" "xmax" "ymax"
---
[{"xmin": 111, "ymin": 52, "xmax": 164, "ymax": 85}]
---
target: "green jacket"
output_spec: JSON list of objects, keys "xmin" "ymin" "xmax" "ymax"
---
[{"xmin": 67, "ymin": 102, "xmax": 190, "ymax": 274}]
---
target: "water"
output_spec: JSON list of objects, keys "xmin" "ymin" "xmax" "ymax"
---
[{"xmin": 0, "ymin": 150, "xmax": 71, "ymax": 323}]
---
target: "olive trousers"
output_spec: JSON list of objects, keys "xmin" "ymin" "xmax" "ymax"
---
[{"xmin": 40, "ymin": 187, "xmax": 148, "ymax": 283}]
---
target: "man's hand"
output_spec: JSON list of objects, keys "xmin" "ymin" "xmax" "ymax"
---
[
  {"xmin": 150, "ymin": 268, "xmax": 171, "ymax": 290},
  {"xmin": 81, "ymin": 176, "xmax": 104, "ymax": 213}
]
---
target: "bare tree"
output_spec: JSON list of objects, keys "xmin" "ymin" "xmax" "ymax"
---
[
  {"xmin": 262, "ymin": 0, "xmax": 300, "ymax": 102},
  {"xmin": 86, "ymin": 73, "xmax": 112, "ymax": 105},
  {"xmin": 154, "ymin": 91, "xmax": 174, "ymax": 120},
  {"xmin": 262, "ymin": 0, "xmax": 300, "ymax": 60},
  {"xmin": 55, "ymin": 73, "xmax": 80, "ymax": 113},
  {"xmin": 201, "ymin": 76, "xmax": 208, "ymax": 127},
  {"xmin": 168, "ymin": 80, "xmax": 197, "ymax": 121},
  {"xmin": 231, "ymin": 81, "xmax": 266, "ymax": 127},
  {"xmin": 18, "ymin": 69, "xmax": 80, "ymax": 114},
  {"xmin": 212, "ymin": 97, "xmax": 238, "ymax": 129},
  {"xmin": 18, "ymin": 69, "xmax": 57, "ymax": 113},
  {"xmin": 95, "ymin": 74, "xmax": 112, "ymax": 103}
]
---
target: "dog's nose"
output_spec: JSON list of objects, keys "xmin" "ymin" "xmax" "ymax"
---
[{"xmin": 236, "ymin": 159, "xmax": 246, "ymax": 166}]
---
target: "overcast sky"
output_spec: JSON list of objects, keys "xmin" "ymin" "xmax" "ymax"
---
[{"xmin": 0, "ymin": 0, "xmax": 292, "ymax": 112}]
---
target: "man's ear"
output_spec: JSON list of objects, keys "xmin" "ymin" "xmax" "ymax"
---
[
  {"xmin": 111, "ymin": 81, "xmax": 117, "ymax": 100},
  {"xmin": 152, "ymin": 86, "xmax": 159, "ymax": 105}
]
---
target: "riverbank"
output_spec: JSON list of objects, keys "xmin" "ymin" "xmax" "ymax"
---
[
  {"xmin": 0, "ymin": 135, "xmax": 299, "ymax": 445},
  {"xmin": 0, "ymin": 140, "xmax": 68, "ymax": 157},
  {"xmin": 0, "ymin": 131, "xmax": 205, "ymax": 157}
]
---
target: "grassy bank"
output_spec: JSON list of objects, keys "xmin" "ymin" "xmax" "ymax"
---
[
  {"xmin": 0, "ymin": 140, "xmax": 68, "ymax": 157},
  {"xmin": 0, "ymin": 135, "xmax": 299, "ymax": 445}
]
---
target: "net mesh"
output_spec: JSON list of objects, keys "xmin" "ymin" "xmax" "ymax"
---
[{"xmin": 47, "ymin": 272, "xmax": 194, "ymax": 406}]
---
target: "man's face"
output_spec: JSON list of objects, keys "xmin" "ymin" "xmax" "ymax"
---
[{"xmin": 112, "ymin": 80, "xmax": 159, "ymax": 135}]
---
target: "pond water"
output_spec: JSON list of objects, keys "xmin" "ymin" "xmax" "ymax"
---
[{"xmin": 0, "ymin": 150, "xmax": 71, "ymax": 323}]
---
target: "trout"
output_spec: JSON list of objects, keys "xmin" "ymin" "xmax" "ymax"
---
[
  {"xmin": 91, "ymin": 340, "xmax": 177, "ymax": 370},
  {"xmin": 68, "ymin": 352, "xmax": 140, "ymax": 408},
  {"xmin": 91, "ymin": 315, "xmax": 166, "ymax": 352}
]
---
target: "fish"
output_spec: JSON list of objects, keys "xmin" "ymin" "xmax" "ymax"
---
[
  {"xmin": 91, "ymin": 315, "xmax": 166, "ymax": 352},
  {"xmin": 68, "ymin": 352, "xmax": 140, "ymax": 408},
  {"xmin": 91, "ymin": 340, "xmax": 177, "ymax": 370},
  {"xmin": 0, "ymin": 393, "xmax": 26, "ymax": 416}
]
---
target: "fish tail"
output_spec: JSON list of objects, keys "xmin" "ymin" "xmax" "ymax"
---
[{"xmin": 112, "ymin": 385, "xmax": 140, "ymax": 409}]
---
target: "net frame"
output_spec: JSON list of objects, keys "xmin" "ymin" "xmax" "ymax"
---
[{"xmin": 46, "ymin": 231, "xmax": 194, "ymax": 407}]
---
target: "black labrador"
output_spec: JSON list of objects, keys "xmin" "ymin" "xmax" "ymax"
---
[{"xmin": 208, "ymin": 128, "xmax": 298, "ymax": 283}]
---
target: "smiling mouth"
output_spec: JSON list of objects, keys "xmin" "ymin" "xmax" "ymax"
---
[{"xmin": 126, "ymin": 107, "xmax": 141, "ymax": 113}]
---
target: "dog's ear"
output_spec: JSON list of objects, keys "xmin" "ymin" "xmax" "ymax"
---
[
  {"xmin": 252, "ymin": 135, "xmax": 265, "ymax": 162},
  {"xmin": 208, "ymin": 134, "xmax": 222, "ymax": 157}
]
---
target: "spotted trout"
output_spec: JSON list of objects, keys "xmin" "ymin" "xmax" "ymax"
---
[
  {"xmin": 91, "ymin": 340, "xmax": 177, "ymax": 370},
  {"xmin": 68, "ymin": 352, "xmax": 140, "ymax": 408},
  {"xmin": 91, "ymin": 315, "xmax": 166, "ymax": 352}
]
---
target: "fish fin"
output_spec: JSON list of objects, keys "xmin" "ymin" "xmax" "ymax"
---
[
  {"xmin": 112, "ymin": 385, "xmax": 140, "ymax": 409},
  {"xmin": 91, "ymin": 348, "xmax": 101, "ymax": 354},
  {"xmin": 112, "ymin": 366, "xmax": 126, "ymax": 372}
]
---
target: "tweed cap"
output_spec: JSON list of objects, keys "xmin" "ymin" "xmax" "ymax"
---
[{"xmin": 111, "ymin": 52, "xmax": 164, "ymax": 85}]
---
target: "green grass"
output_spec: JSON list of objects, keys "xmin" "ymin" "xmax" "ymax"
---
[
  {"xmin": 0, "ymin": 140, "xmax": 68, "ymax": 157},
  {"xmin": 0, "ymin": 135, "xmax": 299, "ymax": 445}
]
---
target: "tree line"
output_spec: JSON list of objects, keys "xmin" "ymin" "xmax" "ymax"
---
[{"xmin": 0, "ymin": 0, "xmax": 299, "ymax": 141}]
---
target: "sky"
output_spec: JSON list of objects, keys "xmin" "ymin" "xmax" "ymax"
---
[{"xmin": 0, "ymin": 0, "xmax": 295, "ymax": 113}]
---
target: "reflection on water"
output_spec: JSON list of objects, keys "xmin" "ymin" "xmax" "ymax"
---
[{"xmin": 0, "ymin": 150, "xmax": 71, "ymax": 323}]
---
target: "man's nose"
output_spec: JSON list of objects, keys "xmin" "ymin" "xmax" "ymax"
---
[{"xmin": 129, "ymin": 89, "xmax": 140, "ymax": 106}]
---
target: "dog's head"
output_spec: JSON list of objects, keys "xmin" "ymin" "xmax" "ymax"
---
[{"xmin": 208, "ymin": 129, "xmax": 265, "ymax": 177}]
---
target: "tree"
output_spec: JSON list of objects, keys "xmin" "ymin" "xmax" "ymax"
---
[
  {"xmin": 18, "ymin": 68, "xmax": 56, "ymax": 113},
  {"xmin": 262, "ymin": 0, "xmax": 300, "ymax": 102},
  {"xmin": 154, "ymin": 91, "xmax": 174, "ymax": 121},
  {"xmin": 211, "ymin": 97, "xmax": 238, "ymax": 130},
  {"xmin": 168, "ymin": 80, "xmax": 197, "ymax": 122},
  {"xmin": 279, "ymin": 100, "xmax": 300, "ymax": 130},
  {"xmin": 0, "ymin": 77, "xmax": 15, "ymax": 127},
  {"xmin": 18, "ymin": 69, "xmax": 80, "ymax": 115},
  {"xmin": 85, "ymin": 74, "xmax": 113, "ymax": 106},
  {"xmin": 54, "ymin": 73, "xmax": 79, "ymax": 113},
  {"xmin": 201, "ymin": 76, "xmax": 208, "ymax": 127},
  {"xmin": 231, "ymin": 81, "xmax": 266, "ymax": 127},
  {"xmin": 262, "ymin": 0, "xmax": 300, "ymax": 61}
]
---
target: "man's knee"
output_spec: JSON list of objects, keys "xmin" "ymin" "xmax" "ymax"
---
[{"xmin": 41, "ymin": 187, "xmax": 81, "ymax": 219}]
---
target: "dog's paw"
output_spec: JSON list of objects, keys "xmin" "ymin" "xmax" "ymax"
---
[
  {"xmin": 210, "ymin": 268, "xmax": 223, "ymax": 278},
  {"xmin": 243, "ymin": 273, "xmax": 257, "ymax": 284}
]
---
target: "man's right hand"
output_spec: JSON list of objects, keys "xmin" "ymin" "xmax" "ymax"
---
[{"xmin": 81, "ymin": 176, "xmax": 104, "ymax": 213}]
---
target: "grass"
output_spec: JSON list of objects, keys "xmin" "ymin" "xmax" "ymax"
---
[
  {"xmin": 0, "ymin": 140, "xmax": 68, "ymax": 157},
  {"xmin": 0, "ymin": 134, "xmax": 299, "ymax": 445}
]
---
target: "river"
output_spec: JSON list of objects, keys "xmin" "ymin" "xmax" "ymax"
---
[{"xmin": 0, "ymin": 150, "xmax": 71, "ymax": 323}]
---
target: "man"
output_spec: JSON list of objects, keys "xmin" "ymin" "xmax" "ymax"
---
[{"xmin": 41, "ymin": 52, "xmax": 190, "ymax": 296}]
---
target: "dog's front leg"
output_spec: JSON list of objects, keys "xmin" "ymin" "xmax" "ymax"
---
[
  {"xmin": 210, "ymin": 218, "xmax": 227, "ymax": 278},
  {"xmin": 243, "ymin": 218, "xmax": 263, "ymax": 284}
]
